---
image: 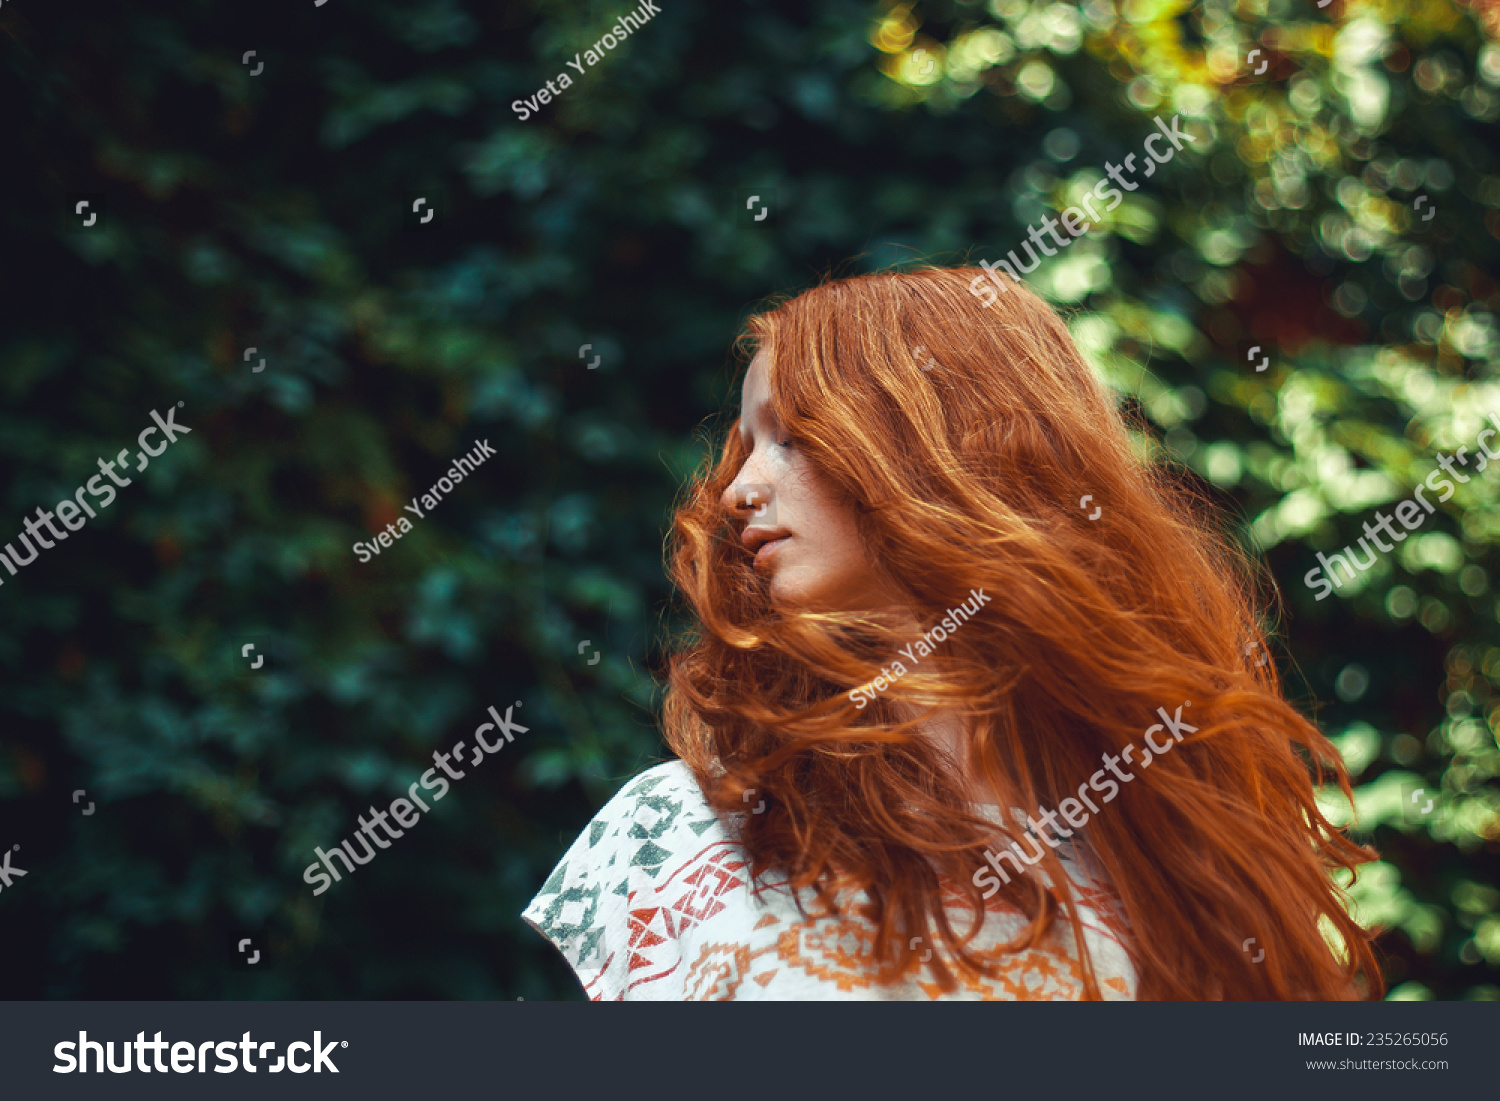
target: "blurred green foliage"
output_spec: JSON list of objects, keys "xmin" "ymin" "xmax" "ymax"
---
[{"xmin": 0, "ymin": 0, "xmax": 1495, "ymax": 1000}]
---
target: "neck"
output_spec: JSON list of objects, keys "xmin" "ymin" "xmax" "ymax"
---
[{"xmin": 892, "ymin": 703, "xmax": 993, "ymax": 805}]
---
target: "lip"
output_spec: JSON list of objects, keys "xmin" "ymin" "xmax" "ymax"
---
[
  {"xmin": 752, "ymin": 535, "xmax": 790, "ymax": 569},
  {"xmin": 742, "ymin": 526, "xmax": 792, "ymax": 569}
]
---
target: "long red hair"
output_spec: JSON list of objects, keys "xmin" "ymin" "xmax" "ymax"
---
[{"xmin": 660, "ymin": 266, "xmax": 1381, "ymax": 999}]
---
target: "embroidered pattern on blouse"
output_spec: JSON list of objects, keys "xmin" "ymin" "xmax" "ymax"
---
[{"xmin": 522, "ymin": 760, "xmax": 1137, "ymax": 1000}]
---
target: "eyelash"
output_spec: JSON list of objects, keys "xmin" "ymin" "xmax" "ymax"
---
[{"xmin": 741, "ymin": 420, "xmax": 794, "ymax": 451}]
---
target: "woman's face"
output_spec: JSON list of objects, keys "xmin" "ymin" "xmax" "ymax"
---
[{"xmin": 722, "ymin": 352, "xmax": 903, "ymax": 612}]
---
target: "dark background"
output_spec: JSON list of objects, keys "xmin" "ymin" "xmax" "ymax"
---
[{"xmin": 1, "ymin": 0, "xmax": 1496, "ymax": 1000}]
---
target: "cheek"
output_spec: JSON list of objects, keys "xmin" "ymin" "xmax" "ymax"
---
[
  {"xmin": 819, "ymin": 512, "xmax": 871, "ymax": 571},
  {"xmin": 739, "ymin": 449, "xmax": 799, "ymax": 503},
  {"xmin": 810, "ymin": 482, "xmax": 867, "ymax": 556},
  {"xmin": 787, "ymin": 486, "xmax": 878, "ymax": 589},
  {"xmin": 785, "ymin": 468, "xmax": 850, "ymax": 540}
]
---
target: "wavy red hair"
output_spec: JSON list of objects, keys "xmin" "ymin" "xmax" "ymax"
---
[{"xmin": 659, "ymin": 266, "xmax": 1381, "ymax": 1000}]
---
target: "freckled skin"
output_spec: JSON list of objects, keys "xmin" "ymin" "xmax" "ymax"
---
[
  {"xmin": 723, "ymin": 352, "xmax": 903, "ymax": 613},
  {"xmin": 723, "ymin": 353, "xmax": 984, "ymax": 794}
]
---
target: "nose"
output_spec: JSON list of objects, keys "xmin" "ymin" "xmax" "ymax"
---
[
  {"xmin": 722, "ymin": 468, "xmax": 773, "ymax": 520},
  {"xmin": 722, "ymin": 479, "xmax": 762, "ymax": 517}
]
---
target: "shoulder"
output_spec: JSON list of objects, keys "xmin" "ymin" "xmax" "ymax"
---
[
  {"xmin": 612, "ymin": 757, "xmax": 709, "ymax": 809},
  {"xmin": 521, "ymin": 759, "xmax": 733, "ymax": 998},
  {"xmin": 591, "ymin": 759, "xmax": 727, "ymax": 853},
  {"xmin": 522, "ymin": 763, "xmax": 1138, "ymax": 1001}
]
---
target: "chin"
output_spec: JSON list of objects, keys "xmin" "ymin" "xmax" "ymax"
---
[
  {"xmin": 766, "ymin": 574, "xmax": 816, "ymax": 610},
  {"xmin": 768, "ymin": 576, "xmax": 848, "ymax": 613},
  {"xmin": 766, "ymin": 580, "xmax": 804, "ymax": 609}
]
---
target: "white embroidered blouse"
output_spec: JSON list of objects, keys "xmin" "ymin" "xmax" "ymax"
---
[{"xmin": 522, "ymin": 759, "xmax": 1138, "ymax": 1000}]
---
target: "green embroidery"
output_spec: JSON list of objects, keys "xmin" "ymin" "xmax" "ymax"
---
[
  {"xmin": 539, "ymin": 861, "xmax": 570, "ymax": 895},
  {"xmin": 535, "ymin": 880, "xmax": 603, "ymax": 945},
  {"xmin": 631, "ymin": 838, "xmax": 672, "ymax": 871},
  {"xmin": 629, "ymin": 793, "xmax": 685, "ymax": 840}
]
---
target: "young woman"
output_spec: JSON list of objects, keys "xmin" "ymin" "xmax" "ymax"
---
[{"xmin": 523, "ymin": 266, "xmax": 1381, "ymax": 1000}]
